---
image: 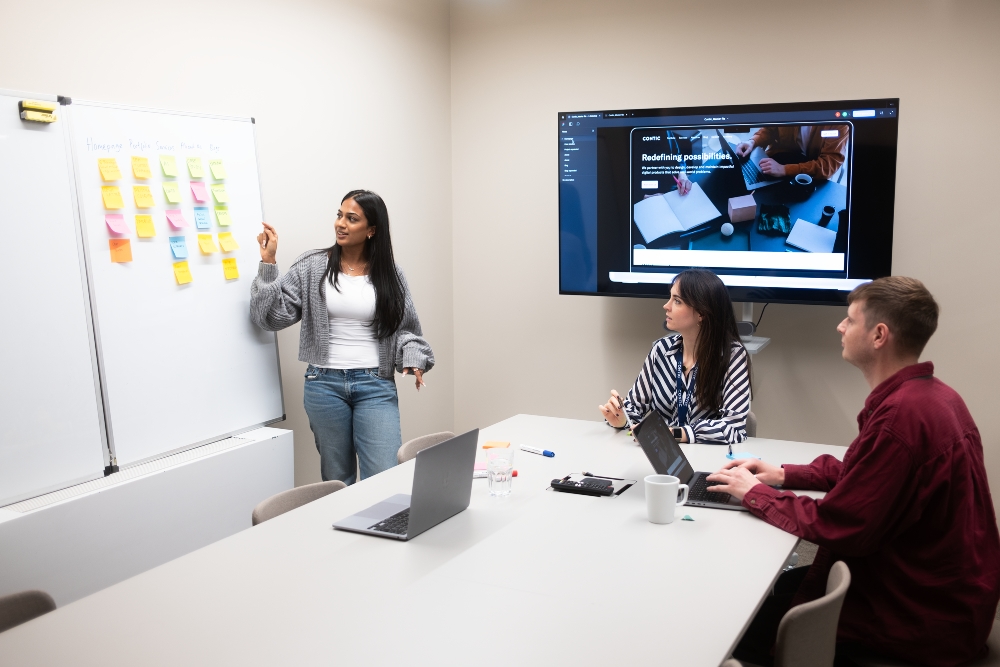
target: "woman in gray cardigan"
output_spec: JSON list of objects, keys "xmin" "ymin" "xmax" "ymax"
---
[{"xmin": 250, "ymin": 190, "xmax": 433, "ymax": 485}]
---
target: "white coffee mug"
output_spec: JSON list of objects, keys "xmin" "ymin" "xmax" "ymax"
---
[{"xmin": 645, "ymin": 474, "xmax": 689, "ymax": 524}]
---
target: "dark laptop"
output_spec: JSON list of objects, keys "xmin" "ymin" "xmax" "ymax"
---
[
  {"xmin": 633, "ymin": 411, "xmax": 746, "ymax": 511},
  {"xmin": 717, "ymin": 129, "xmax": 781, "ymax": 191},
  {"xmin": 332, "ymin": 429, "xmax": 479, "ymax": 540}
]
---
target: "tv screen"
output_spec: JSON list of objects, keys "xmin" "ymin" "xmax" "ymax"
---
[{"xmin": 559, "ymin": 98, "xmax": 899, "ymax": 305}]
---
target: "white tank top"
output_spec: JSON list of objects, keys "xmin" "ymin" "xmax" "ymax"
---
[{"xmin": 320, "ymin": 274, "xmax": 380, "ymax": 369}]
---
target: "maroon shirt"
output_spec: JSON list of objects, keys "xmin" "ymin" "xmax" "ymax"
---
[{"xmin": 742, "ymin": 362, "xmax": 1000, "ymax": 666}]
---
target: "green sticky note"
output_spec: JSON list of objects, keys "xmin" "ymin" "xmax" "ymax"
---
[
  {"xmin": 210, "ymin": 183, "xmax": 229, "ymax": 204},
  {"xmin": 159, "ymin": 155, "xmax": 177, "ymax": 177},
  {"xmin": 681, "ymin": 515, "xmax": 695, "ymax": 521},
  {"xmin": 162, "ymin": 182, "xmax": 181, "ymax": 204},
  {"xmin": 209, "ymin": 159, "xmax": 226, "ymax": 180},
  {"xmin": 215, "ymin": 207, "xmax": 232, "ymax": 226},
  {"xmin": 187, "ymin": 157, "xmax": 204, "ymax": 179}
]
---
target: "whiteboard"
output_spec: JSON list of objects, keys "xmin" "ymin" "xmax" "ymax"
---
[
  {"xmin": 0, "ymin": 90, "xmax": 107, "ymax": 505},
  {"xmin": 68, "ymin": 101, "xmax": 284, "ymax": 466}
]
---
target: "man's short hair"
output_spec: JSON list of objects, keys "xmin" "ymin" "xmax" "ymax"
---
[{"xmin": 847, "ymin": 277, "xmax": 939, "ymax": 357}]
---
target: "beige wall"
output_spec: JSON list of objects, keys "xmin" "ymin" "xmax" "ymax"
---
[
  {"xmin": 450, "ymin": 0, "xmax": 1000, "ymax": 512},
  {"xmin": 0, "ymin": 0, "xmax": 454, "ymax": 487}
]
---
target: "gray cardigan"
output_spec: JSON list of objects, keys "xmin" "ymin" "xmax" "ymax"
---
[{"xmin": 250, "ymin": 251, "xmax": 434, "ymax": 380}]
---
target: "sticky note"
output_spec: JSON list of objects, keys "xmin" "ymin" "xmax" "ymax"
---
[
  {"xmin": 222, "ymin": 258, "xmax": 239, "ymax": 280},
  {"xmin": 102, "ymin": 186, "xmax": 124, "ymax": 209},
  {"xmin": 190, "ymin": 181, "xmax": 209, "ymax": 203},
  {"xmin": 133, "ymin": 185, "xmax": 154, "ymax": 208},
  {"xmin": 162, "ymin": 182, "xmax": 181, "ymax": 204},
  {"xmin": 215, "ymin": 207, "xmax": 232, "ymax": 226},
  {"xmin": 198, "ymin": 233, "xmax": 219, "ymax": 254},
  {"xmin": 135, "ymin": 214, "xmax": 155, "ymax": 238},
  {"xmin": 681, "ymin": 515, "xmax": 695, "ymax": 521},
  {"xmin": 173, "ymin": 261, "xmax": 192, "ymax": 285},
  {"xmin": 159, "ymin": 155, "xmax": 177, "ymax": 177},
  {"xmin": 482, "ymin": 441, "xmax": 510, "ymax": 449},
  {"xmin": 169, "ymin": 236, "xmax": 188, "ymax": 259},
  {"xmin": 104, "ymin": 213, "xmax": 129, "ymax": 235},
  {"xmin": 109, "ymin": 239, "xmax": 132, "ymax": 263},
  {"xmin": 209, "ymin": 159, "xmax": 227, "ymax": 179},
  {"xmin": 218, "ymin": 231, "xmax": 239, "ymax": 252},
  {"xmin": 131, "ymin": 156, "xmax": 151, "ymax": 179},
  {"xmin": 98, "ymin": 158, "xmax": 122, "ymax": 181},
  {"xmin": 187, "ymin": 157, "xmax": 204, "ymax": 178},
  {"xmin": 165, "ymin": 209, "xmax": 188, "ymax": 229},
  {"xmin": 210, "ymin": 183, "xmax": 229, "ymax": 204},
  {"xmin": 726, "ymin": 452, "xmax": 761, "ymax": 461},
  {"xmin": 194, "ymin": 207, "xmax": 211, "ymax": 229}
]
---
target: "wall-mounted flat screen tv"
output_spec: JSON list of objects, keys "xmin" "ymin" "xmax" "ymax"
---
[{"xmin": 559, "ymin": 98, "xmax": 898, "ymax": 305}]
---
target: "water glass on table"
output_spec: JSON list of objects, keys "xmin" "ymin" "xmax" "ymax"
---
[{"xmin": 486, "ymin": 447, "xmax": 516, "ymax": 497}]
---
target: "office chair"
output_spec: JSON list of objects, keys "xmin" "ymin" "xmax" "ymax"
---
[
  {"xmin": 251, "ymin": 480, "xmax": 346, "ymax": 526},
  {"xmin": 0, "ymin": 590, "xmax": 56, "ymax": 633},
  {"xmin": 746, "ymin": 411, "xmax": 757, "ymax": 438},
  {"xmin": 722, "ymin": 561, "xmax": 851, "ymax": 667},
  {"xmin": 397, "ymin": 431, "xmax": 456, "ymax": 464}
]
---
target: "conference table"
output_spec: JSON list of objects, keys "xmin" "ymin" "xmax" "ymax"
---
[{"xmin": 0, "ymin": 414, "xmax": 846, "ymax": 666}]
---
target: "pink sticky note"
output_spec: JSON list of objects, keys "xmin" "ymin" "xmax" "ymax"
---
[
  {"xmin": 473, "ymin": 462, "xmax": 486, "ymax": 470},
  {"xmin": 105, "ymin": 213, "xmax": 129, "ymax": 235},
  {"xmin": 166, "ymin": 209, "xmax": 189, "ymax": 229},
  {"xmin": 190, "ymin": 182, "xmax": 208, "ymax": 203}
]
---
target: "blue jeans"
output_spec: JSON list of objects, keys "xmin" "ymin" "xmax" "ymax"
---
[{"xmin": 303, "ymin": 366, "xmax": 401, "ymax": 485}]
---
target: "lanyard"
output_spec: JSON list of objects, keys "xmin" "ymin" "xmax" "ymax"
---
[{"xmin": 675, "ymin": 353, "xmax": 697, "ymax": 427}]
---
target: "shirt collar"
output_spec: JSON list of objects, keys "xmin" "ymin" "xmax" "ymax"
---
[{"xmin": 863, "ymin": 361, "xmax": 935, "ymax": 415}]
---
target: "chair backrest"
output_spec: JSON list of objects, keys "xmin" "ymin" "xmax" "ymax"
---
[
  {"xmin": 0, "ymin": 590, "xmax": 56, "ymax": 633},
  {"xmin": 746, "ymin": 411, "xmax": 757, "ymax": 438},
  {"xmin": 397, "ymin": 431, "xmax": 456, "ymax": 464},
  {"xmin": 774, "ymin": 561, "xmax": 851, "ymax": 667},
  {"xmin": 251, "ymin": 480, "xmax": 346, "ymax": 526}
]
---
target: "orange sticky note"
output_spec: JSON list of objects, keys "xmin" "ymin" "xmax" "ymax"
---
[
  {"xmin": 218, "ymin": 231, "xmax": 239, "ymax": 252},
  {"xmin": 173, "ymin": 261, "xmax": 192, "ymax": 285},
  {"xmin": 131, "ymin": 156, "xmax": 151, "ymax": 179},
  {"xmin": 98, "ymin": 158, "xmax": 122, "ymax": 181},
  {"xmin": 482, "ymin": 441, "xmax": 510, "ymax": 449},
  {"xmin": 109, "ymin": 239, "xmax": 132, "ymax": 263},
  {"xmin": 135, "ymin": 214, "xmax": 155, "ymax": 238},
  {"xmin": 133, "ymin": 185, "xmax": 154, "ymax": 208},
  {"xmin": 222, "ymin": 258, "xmax": 239, "ymax": 280},
  {"xmin": 102, "ymin": 186, "xmax": 124, "ymax": 209},
  {"xmin": 197, "ymin": 233, "xmax": 219, "ymax": 254}
]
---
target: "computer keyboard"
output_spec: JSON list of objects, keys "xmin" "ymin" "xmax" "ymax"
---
[
  {"xmin": 742, "ymin": 158, "xmax": 765, "ymax": 184},
  {"xmin": 689, "ymin": 474, "xmax": 734, "ymax": 505},
  {"xmin": 369, "ymin": 508, "xmax": 410, "ymax": 535}
]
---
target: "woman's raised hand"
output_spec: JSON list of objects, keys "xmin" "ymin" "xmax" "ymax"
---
[
  {"xmin": 258, "ymin": 222, "xmax": 278, "ymax": 264},
  {"xmin": 598, "ymin": 389, "xmax": 629, "ymax": 428}
]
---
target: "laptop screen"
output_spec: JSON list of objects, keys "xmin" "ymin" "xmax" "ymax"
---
[{"xmin": 634, "ymin": 411, "xmax": 695, "ymax": 484}]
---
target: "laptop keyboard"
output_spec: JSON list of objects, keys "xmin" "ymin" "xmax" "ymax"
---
[
  {"xmin": 689, "ymin": 474, "xmax": 734, "ymax": 505},
  {"xmin": 369, "ymin": 508, "xmax": 410, "ymax": 535},
  {"xmin": 742, "ymin": 158, "xmax": 766, "ymax": 185}
]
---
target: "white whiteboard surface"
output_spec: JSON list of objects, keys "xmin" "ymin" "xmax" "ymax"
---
[
  {"xmin": 0, "ymin": 90, "xmax": 107, "ymax": 505},
  {"xmin": 69, "ymin": 101, "xmax": 283, "ymax": 467}
]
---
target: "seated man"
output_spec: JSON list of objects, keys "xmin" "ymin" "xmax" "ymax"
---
[{"xmin": 707, "ymin": 277, "xmax": 1000, "ymax": 667}]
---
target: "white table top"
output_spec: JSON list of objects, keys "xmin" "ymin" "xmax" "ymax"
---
[{"xmin": 0, "ymin": 414, "xmax": 846, "ymax": 666}]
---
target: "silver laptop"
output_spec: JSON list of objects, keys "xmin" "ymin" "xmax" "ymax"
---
[
  {"xmin": 718, "ymin": 129, "xmax": 781, "ymax": 191},
  {"xmin": 633, "ymin": 411, "xmax": 747, "ymax": 511},
  {"xmin": 332, "ymin": 429, "xmax": 479, "ymax": 540}
]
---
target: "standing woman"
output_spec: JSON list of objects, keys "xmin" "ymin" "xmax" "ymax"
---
[
  {"xmin": 250, "ymin": 190, "xmax": 433, "ymax": 484},
  {"xmin": 598, "ymin": 269, "xmax": 750, "ymax": 444}
]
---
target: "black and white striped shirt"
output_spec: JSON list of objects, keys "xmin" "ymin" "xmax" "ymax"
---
[{"xmin": 623, "ymin": 334, "xmax": 751, "ymax": 445}]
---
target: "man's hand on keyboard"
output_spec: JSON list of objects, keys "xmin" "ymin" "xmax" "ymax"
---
[
  {"xmin": 704, "ymin": 465, "xmax": 761, "ymax": 501},
  {"xmin": 722, "ymin": 458, "xmax": 785, "ymax": 487}
]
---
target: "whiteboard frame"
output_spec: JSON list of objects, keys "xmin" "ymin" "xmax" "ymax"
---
[{"xmin": 66, "ymin": 100, "xmax": 285, "ymax": 469}]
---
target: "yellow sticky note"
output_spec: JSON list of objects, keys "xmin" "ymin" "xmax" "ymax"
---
[
  {"xmin": 222, "ymin": 258, "xmax": 239, "ymax": 280},
  {"xmin": 131, "ymin": 156, "xmax": 151, "ymax": 179},
  {"xmin": 218, "ymin": 231, "xmax": 239, "ymax": 252},
  {"xmin": 187, "ymin": 157, "xmax": 204, "ymax": 178},
  {"xmin": 173, "ymin": 261, "xmax": 192, "ymax": 285},
  {"xmin": 209, "ymin": 159, "xmax": 227, "ymax": 179},
  {"xmin": 215, "ymin": 207, "xmax": 232, "ymax": 226},
  {"xmin": 197, "ymin": 233, "xmax": 219, "ymax": 254},
  {"xmin": 98, "ymin": 158, "xmax": 122, "ymax": 181},
  {"xmin": 482, "ymin": 441, "xmax": 511, "ymax": 449},
  {"xmin": 109, "ymin": 239, "xmax": 132, "ymax": 263},
  {"xmin": 101, "ymin": 186, "xmax": 124, "ymax": 209},
  {"xmin": 162, "ymin": 182, "xmax": 181, "ymax": 204},
  {"xmin": 160, "ymin": 155, "xmax": 177, "ymax": 177},
  {"xmin": 133, "ymin": 185, "xmax": 155, "ymax": 208},
  {"xmin": 210, "ymin": 183, "xmax": 229, "ymax": 204},
  {"xmin": 135, "ymin": 214, "xmax": 156, "ymax": 238}
]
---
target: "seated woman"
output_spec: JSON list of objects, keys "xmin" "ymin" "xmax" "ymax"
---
[{"xmin": 599, "ymin": 269, "xmax": 751, "ymax": 444}]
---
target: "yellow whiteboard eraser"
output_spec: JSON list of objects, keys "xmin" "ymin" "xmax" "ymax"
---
[
  {"xmin": 482, "ymin": 441, "xmax": 510, "ymax": 449},
  {"xmin": 20, "ymin": 99, "xmax": 57, "ymax": 112},
  {"xmin": 20, "ymin": 110, "xmax": 57, "ymax": 123}
]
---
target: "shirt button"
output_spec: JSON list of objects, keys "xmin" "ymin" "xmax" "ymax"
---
[{"xmin": 750, "ymin": 499, "xmax": 756, "ymax": 505}]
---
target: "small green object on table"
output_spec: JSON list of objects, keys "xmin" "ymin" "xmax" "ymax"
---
[{"xmin": 682, "ymin": 515, "xmax": 694, "ymax": 521}]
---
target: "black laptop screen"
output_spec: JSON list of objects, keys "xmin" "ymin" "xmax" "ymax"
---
[{"xmin": 635, "ymin": 412, "xmax": 696, "ymax": 484}]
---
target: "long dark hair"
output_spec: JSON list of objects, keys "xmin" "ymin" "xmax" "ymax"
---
[
  {"xmin": 324, "ymin": 190, "xmax": 405, "ymax": 339},
  {"xmin": 672, "ymin": 269, "xmax": 749, "ymax": 416}
]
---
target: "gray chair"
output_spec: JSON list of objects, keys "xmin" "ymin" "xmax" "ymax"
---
[
  {"xmin": 723, "ymin": 561, "xmax": 851, "ymax": 667},
  {"xmin": 397, "ymin": 431, "xmax": 455, "ymax": 464},
  {"xmin": 0, "ymin": 590, "xmax": 56, "ymax": 633},
  {"xmin": 746, "ymin": 411, "xmax": 757, "ymax": 438},
  {"xmin": 251, "ymin": 480, "xmax": 346, "ymax": 526}
]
